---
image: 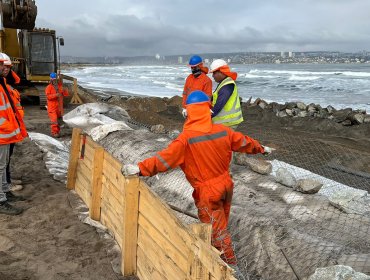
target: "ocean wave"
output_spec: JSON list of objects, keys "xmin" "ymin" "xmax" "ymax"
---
[
  {"xmin": 249, "ymin": 69, "xmax": 370, "ymax": 77},
  {"xmin": 242, "ymin": 73, "xmax": 276, "ymax": 79},
  {"xmin": 341, "ymin": 71, "xmax": 370, "ymax": 77},
  {"xmin": 289, "ymin": 75, "xmax": 320, "ymax": 81},
  {"xmin": 153, "ymin": 80, "xmax": 182, "ymax": 91}
]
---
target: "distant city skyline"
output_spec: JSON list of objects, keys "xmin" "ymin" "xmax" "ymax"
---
[
  {"xmin": 61, "ymin": 51, "xmax": 370, "ymax": 65},
  {"xmin": 36, "ymin": 0, "xmax": 370, "ymax": 57}
]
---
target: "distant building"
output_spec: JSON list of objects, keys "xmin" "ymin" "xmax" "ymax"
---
[
  {"xmin": 280, "ymin": 51, "xmax": 285, "ymax": 58},
  {"xmin": 288, "ymin": 51, "xmax": 294, "ymax": 58},
  {"xmin": 178, "ymin": 56, "xmax": 183, "ymax": 64},
  {"xmin": 204, "ymin": 58, "xmax": 209, "ymax": 64}
]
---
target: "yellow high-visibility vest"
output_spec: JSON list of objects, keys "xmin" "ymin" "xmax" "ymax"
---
[{"xmin": 212, "ymin": 77, "xmax": 243, "ymax": 127}]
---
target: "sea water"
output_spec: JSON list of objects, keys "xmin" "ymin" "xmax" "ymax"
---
[{"xmin": 65, "ymin": 63, "xmax": 370, "ymax": 112}]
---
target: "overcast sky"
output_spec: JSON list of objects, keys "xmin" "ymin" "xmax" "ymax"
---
[{"xmin": 36, "ymin": 0, "xmax": 370, "ymax": 57}]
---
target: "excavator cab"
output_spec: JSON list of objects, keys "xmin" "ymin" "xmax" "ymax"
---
[{"xmin": 0, "ymin": 0, "xmax": 62, "ymax": 107}]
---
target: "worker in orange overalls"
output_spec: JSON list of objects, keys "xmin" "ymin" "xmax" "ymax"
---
[
  {"xmin": 122, "ymin": 90, "xmax": 273, "ymax": 266},
  {"xmin": 0, "ymin": 53, "xmax": 28, "ymax": 215},
  {"xmin": 181, "ymin": 55, "xmax": 212, "ymax": 118},
  {"xmin": 2, "ymin": 54, "xmax": 25, "ymax": 192},
  {"xmin": 45, "ymin": 72, "xmax": 68, "ymax": 137}
]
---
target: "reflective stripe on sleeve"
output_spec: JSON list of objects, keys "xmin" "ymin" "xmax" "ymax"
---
[
  {"xmin": 241, "ymin": 138, "xmax": 247, "ymax": 147},
  {"xmin": 156, "ymin": 153, "xmax": 171, "ymax": 170}
]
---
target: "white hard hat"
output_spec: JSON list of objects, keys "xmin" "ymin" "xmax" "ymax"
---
[
  {"xmin": 0, "ymin": 53, "xmax": 6, "ymax": 62},
  {"xmin": 0, "ymin": 53, "xmax": 11, "ymax": 65},
  {"xmin": 209, "ymin": 59, "xmax": 227, "ymax": 73},
  {"xmin": 3, "ymin": 54, "xmax": 11, "ymax": 66}
]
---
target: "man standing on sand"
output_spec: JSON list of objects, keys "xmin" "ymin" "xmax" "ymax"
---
[
  {"xmin": 209, "ymin": 59, "xmax": 243, "ymax": 129},
  {"xmin": 45, "ymin": 72, "xmax": 68, "ymax": 138},
  {"xmin": 2, "ymin": 53, "xmax": 24, "ymax": 192},
  {"xmin": 121, "ymin": 90, "xmax": 273, "ymax": 267},
  {"xmin": 181, "ymin": 55, "xmax": 212, "ymax": 118},
  {"xmin": 0, "ymin": 53, "xmax": 28, "ymax": 215}
]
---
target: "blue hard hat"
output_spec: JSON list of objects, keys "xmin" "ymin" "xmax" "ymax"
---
[
  {"xmin": 50, "ymin": 72, "xmax": 57, "ymax": 79},
  {"xmin": 186, "ymin": 90, "xmax": 210, "ymax": 105},
  {"xmin": 188, "ymin": 55, "xmax": 202, "ymax": 67}
]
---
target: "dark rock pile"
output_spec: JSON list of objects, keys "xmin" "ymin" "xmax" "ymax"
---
[{"xmin": 251, "ymin": 98, "xmax": 370, "ymax": 126}]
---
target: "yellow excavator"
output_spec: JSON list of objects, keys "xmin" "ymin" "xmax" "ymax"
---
[{"xmin": 0, "ymin": 0, "xmax": 64, "ymax": 107}]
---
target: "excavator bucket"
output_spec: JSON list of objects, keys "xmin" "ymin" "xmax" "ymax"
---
[{"xmin": 1, "ymin": 0, "xmax": 37, "ymax": 30}]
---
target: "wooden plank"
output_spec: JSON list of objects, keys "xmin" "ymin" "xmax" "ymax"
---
[
  {"xmin": 138, "ymin": 182, "xmax": 233, "ymax": 280},
  {"xmin": 83, "ymin": 142, "xmax": 95, "ymax": 164},
  {"xmin": 90, "ymin": 147, "xmax": 105, "ymax": 220},
  {"xmin": 101, "ymin": 210, "xmax": 123, "ymax": 248},
  {"xmin": 75, "ymin": 170, "xmax": 91, "ymax": 193},
  {"xmin": 190, "ymin": 224, "xmax": 212, "ymax": 244},
  {"xmin": 101, "ymin": 180, "xmax": 123, "ymax": 217},
  {"xmin": 85, "ymin": 136, "xmax": 101, "ymax": 149},
  {"xmin": 75, "ymin": 179, "xmax": 91, "ymax": 208},
  {"xmin": 101, "ymin": 195, "xmax": 123, "ymax": 228},
  {"xmin": 137, "ymin": 226, "xmax": 186, "ymax": 280},
  {"xmin": 101, "ymin": 208, "xmax": 122, "ymax": 239},
  {"xmin": 121, "ymin": 177, "xmax": 140, "ymax": 276},
  {"xmin": 102, "ymin": 175, "xmax": 124, "ymax": 199},
  {"xmin": 137, "ymin": 246, "xmax": 166, "ymax": 280},
  {"xmin": 67, "ymin": 128, "xmax": 82, "ymax": 189},
  {"xmin": 139, "ymin": 193, "xmax": 191, "ymax": 257},
  {"xmin": 103, "ymin": 151, "xmax": 123, "ymax": 171},
  {"xmin": 102, "ymin": 159, "xmax": 124, "ymax": 190},
  {"xmin": 76, "ymin": 161, "xmax": 92, "ymax": 186},
  {"xmin": 138, "ymin": 213, "xmax": 188, "ymax": 272},
  {"xmin": 189, "ymin": 224, "xmax": 213, "ymax": 280}
]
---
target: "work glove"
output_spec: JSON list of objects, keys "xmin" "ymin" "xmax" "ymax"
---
[
  {"xmin": 182, "ymin": 108, "xmax": 187, "ymax": 118},
  {"xmin": 121, "ymin": 164, "xmax": 140, "ymax": 176},
  {"xmin": 262, "ymin": 145, "xmax": 275, "ymax": 155}
]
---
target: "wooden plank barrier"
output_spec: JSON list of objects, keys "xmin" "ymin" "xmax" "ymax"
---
[{"xmin": 67, "ymin": 128, "xmax": 236, "ymax": 280}]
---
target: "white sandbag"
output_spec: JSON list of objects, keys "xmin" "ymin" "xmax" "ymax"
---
[{"xmin": 63, "ymin": 103, "xmax": 130, "ymax": 130}]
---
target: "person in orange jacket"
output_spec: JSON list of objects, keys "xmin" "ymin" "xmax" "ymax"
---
[
  {"xmin": 2, "ymin": 55, "xmax": 25, "ymax": 192},
  {"xmin": 122, "ymin": 90, "xmax": 273, "ymax": 266},
  {"xmin": 181, "ymin": 55, "xmax": 212, "ymax": 118},
  {"xmin": 0, "ymin": 53, "xmax": 28, "ymax": 215},
  {"xmin": 45, "ymin": 73, "xmax": 68, "ymax": 137}
]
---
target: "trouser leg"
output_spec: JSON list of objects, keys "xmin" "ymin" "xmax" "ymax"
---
[
  {"xmin": 193, "ymin": 184, "xmax": 236, "ymax": 265},
  {"xmin": 48, "ymin": 110, "xmax": 60, "ymax": 136},
  {"xmin": 0, "ymin": 144, "xmax": 10, "ymax": 202},
  {"xmin": 6, "ymin": 143, "xmax": 15, "ymax": 184}
]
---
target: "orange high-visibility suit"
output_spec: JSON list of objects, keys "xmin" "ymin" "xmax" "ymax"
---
[
  {"xmin": 45, "ymin": 82, "xmax": 68, "ymax": 136},
  {"xmin": 138, "ymin": 101, "xmax": 265, "ymax": 265},
  {"xmin": 0, "ymin": 78, "xmax": 27, "ymax": 144},
  {"xmin": 182, "ymin": 67, "xmax": 212, "ymax": 108}
]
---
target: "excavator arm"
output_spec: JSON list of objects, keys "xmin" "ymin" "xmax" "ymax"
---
[{"xmin": 0, "ymin": 0, "xmax": 37, "ymax": 30}]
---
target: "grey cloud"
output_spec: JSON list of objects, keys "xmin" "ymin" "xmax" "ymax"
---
[{"xmin": 35, "ymin": 0, "xmax": 370, "ymax": 56}]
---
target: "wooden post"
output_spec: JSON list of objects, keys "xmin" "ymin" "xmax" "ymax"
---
[
  {"xmin": 66, "ymin": 128, "xmax": 82, "ymax": 190},
  {"xmin": 70, "ymin": 78, "xmax": 83, "ymax": 104},
  {"xmin": 89, "ymin": 147, "xmax": 105, "ymax": 220},
  {"xmin": 188, "ymin": 223, "xmax": 212, "ymax": 280},
  {"xmin": 121, "ymin": 176, "xmax": 140, "ymax": 276}
]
